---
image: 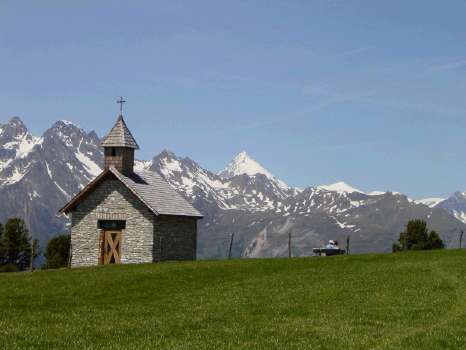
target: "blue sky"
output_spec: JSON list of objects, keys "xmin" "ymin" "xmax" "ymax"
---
[{"xmin": 2, "ymin": 1, "xmax": 466, "ymax": 198}]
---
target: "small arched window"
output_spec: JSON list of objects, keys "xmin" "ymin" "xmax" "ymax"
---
[{"xmin": 111, "ymin": 148, "xmax": 117, "ymax": 157}]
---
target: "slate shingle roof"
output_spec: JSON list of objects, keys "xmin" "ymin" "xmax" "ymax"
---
[
  {"xmin": 101, "ymin": 115, "xmax": 140, "ymax": 149},
  {"xmin": 60, "ymin": 167, "xmax": 202, "ymax": 218},
  {"xmin": 112, "ymin": 168, "xmax": 202, "ymax": 217}
]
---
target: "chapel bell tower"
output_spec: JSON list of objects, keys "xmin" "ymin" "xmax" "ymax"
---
[{"xmin": 101, "ymin": 113, "xmax": 140, "ymax": 176}]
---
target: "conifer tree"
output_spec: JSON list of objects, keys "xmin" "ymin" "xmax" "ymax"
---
[
  {"xmin": 1, "ymin": 218, "xmax": 32, "ymax": 270},
  {"xmin": 393, "ymin": 220, "xmax": 444, "ymax": 252},
  {"xmin": 426, "ymin": 230, "xmax": 444, "ymax": 249}
]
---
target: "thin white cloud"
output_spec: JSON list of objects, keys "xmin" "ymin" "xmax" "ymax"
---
[{"xmin": 432, "ymin": 59, "xmax": 466, "ymax": 71}]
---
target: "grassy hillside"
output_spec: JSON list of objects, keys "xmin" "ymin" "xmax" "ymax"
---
[{"xmin": 1, "ymin": 250, "xmax": 466, "ymax": 349}]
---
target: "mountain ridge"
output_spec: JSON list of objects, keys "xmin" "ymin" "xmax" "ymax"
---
[{"xmin": 1, "ymin": 116, "xmax": 466, "ymax": 257}]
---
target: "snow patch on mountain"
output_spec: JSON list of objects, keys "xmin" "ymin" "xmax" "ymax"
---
[
  {"xmin": 159, "ymin": 156, "xmax": 183, "ymax": 174},
  {"xmin": 318, "ymin": 181, "xmax": 363, "ymax": 194},
  {"xmin": 2, "ymin": 125, "xmax": 42, "ymax": 157},
  {"xmin": 368, "ymin": 191, "xmax": 386, "ymax": 196},
  {"xmin": 415, "ymin": 197, "xmax": 445, "ymax": 208},
  {"xmin": 54, "ymin": 180, "xmax": 70, "ymax": 199},
  {"xmin": 451, "ymin": 210, "xmax": 466, "ymax": 223},
  {"xmin": 75, "ymin": 147, "xmax": 101, "ymax": 178},
  {"xmin": 134, "ymin": 160, "xmax": 153, "ymax": 172},
  {"xmin": 59, "ymin": 119, "xmax": 77, "ymax": 127},
  {"xmin": 0, "ymin": 158, "xmax": 13, "ymax": 172},
  {"xmin": 333, "ymin": 217, "xmax": 356, "ymax": 229},
  {"xmin": 45, "ymin": 162, "xmax": 53, "ymax": 178},
  {"xmin": 3, "ymin": 166, "xmax": 29, "ymax": 185},
  {"xmin": 4, "ymin": 134, "xmax": 43, "ymax": 159}
]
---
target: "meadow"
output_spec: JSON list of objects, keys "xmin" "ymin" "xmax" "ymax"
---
[{"xmin": 1, "ymin": 250, "xmax": 465, "ymax": 349}]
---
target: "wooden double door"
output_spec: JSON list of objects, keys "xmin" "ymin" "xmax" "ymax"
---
[{"xmin": 101, "ymin": 230, "xmax": 122, "ymax": 265}]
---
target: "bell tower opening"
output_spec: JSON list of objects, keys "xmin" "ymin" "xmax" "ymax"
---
[{"xmin": 104, "ymin": 146, "xmax": 135, "ymax": 175}]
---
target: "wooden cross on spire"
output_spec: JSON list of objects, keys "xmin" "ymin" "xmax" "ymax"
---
[{"xmin": 117, "ymin": 96, "xmax": 126, "ymax": 114}]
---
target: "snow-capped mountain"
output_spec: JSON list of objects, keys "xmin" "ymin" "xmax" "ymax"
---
[
  {"xmin": 148, "ymin": 150, "xmax": 296, "ymax": 213},
  {"xmin": 0, "ymin": 117, "xmax": 43, "ymax": 181},
  {"xmin": 0, "ymin": 117, "xmax": 103, "ymax": 245},
  {"xmin": 318, "ymin": 181, "xmax": 363, "ymax": 194},
  {"xmin": 219, "ymin": 151, "xmax": 272, "ymax": 178},
  {"xmin": 434, "ymin": 192, "xmax": 466, "ymax": 223},
  {"xmin": 413, "ymin": 193, "xmax": 466, "ymax": 225},
  {"xmin": 139, "ymin": 150, "xmax": 465, "ymax": 256},
  {"xmin": 415, "ymin": 198, "xmax": 445, "ymax": 208},
  {"xmin": 1, "ymin": 116, "xmax": 465, "ymax": 258},
  {"xmin": 219, "ymin": 151, "xmax": 292, "ymax": 191}
]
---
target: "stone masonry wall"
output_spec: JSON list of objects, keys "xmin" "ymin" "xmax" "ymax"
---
[
  {"xmin": 70, "ymin": 178, "xmax": 155, "ymax": 267},
  {"xmin": 154, "ymin": 215, "xmax": 197, "ymax": 261}
]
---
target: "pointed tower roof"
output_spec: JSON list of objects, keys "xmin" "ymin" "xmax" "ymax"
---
[{"xmin": 101, "ymin": 115, "xmax": 139, "ymax": 149}]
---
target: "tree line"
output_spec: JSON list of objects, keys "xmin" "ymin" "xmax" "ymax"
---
[{"xmin": 0, "ymin": 218, "xmax": 70, "ymax": 272}]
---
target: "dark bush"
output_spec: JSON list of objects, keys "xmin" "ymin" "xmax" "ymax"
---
[{"xmin": 44, "ymin": 235, "xmax": 71, "ymax": 269}]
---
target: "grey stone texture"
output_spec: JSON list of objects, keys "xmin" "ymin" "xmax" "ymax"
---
[
  {"xmin": 70, "ymin": 178, "xmax": 197, "ymax": 267},
  {"xmin": 154, "ymin": 215, "xmax": 197, "ymax": 261}
]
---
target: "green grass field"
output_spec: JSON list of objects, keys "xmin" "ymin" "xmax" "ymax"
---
[{"xmin": 1, "ymin": 250, "xmax": 466, "ymax": 349}]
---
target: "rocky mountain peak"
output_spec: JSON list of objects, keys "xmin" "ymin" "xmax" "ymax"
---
[
  {"xmin": 86, "ymin": 130, "xmax": 100, "ymax": 146},
  {"xmin": 0, "ymin": 118, "xmax": 42, "ymax": 172},
  {"xmin": 8, "ymin": 116, "xmax": 27, "ymax": 129},
  {"xmin": 1, "ymin": 116, "xmax": 29, "ymax": 139},
  {"xmin": 158, "ymin": 149, "xmax": 178, "ymax": 160},
  {"xmin": 43, "ymin": 119, "xmax": 91, "ymax": 149},
  {"xmin": 49, "ymin": 119, "xmax": 83, "ymax": 133}
]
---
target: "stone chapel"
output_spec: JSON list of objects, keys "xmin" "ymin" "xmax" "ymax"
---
[{"xmin": 60, "ymin": 114, "xmax": 202, "ymax": 267}]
